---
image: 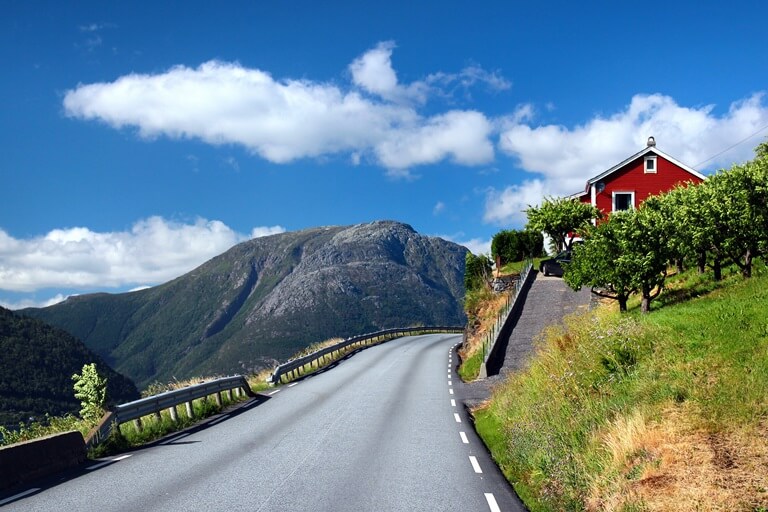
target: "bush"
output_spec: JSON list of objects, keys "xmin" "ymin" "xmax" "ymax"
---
[
  {"xmin": 491, "ymin": 230, "xmax": 544, "ymax": 266},
  {"xmin": 465, "ymin": 252, "xmax": 493, "ymax": 291}
]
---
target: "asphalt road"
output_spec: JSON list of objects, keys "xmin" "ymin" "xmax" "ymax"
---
[{"xmin": 1, "ymin": 334, "xmax": 525, "ymax": 511}]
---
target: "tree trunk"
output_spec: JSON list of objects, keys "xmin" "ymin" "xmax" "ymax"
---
[
  {"xmin": 697, "ymin": 252, "xmax": 706, "ymax": 274},
  {"xmin": 675, "ymin": 257, "xmax": 685, "ymax": 273},
  {"xmin": 743, "ymin": 249, "xmax": 753, "ymax": 278},
  {"xmin": 618, "ymin": 295, "xmax": 628, "ymax": 313},
  {"xmin": 641, "ymin": 285, "xmax": 651, "ymax": 314},
  {"xmin": 713, "ymin": 257, "xmax": 722, "ymax": 281}
]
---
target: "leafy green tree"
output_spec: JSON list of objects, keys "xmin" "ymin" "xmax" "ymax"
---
[
  {"xmin": 464, "ymin": 252, "xmax": 493, "ymax": 291},
  {"xmin": 564, "ymin": 219, "xmax": 635, "ymax": 312},
  {"xmin": 701, "ymin": 161, "xmax": 768, "ymax": 279},
  {"xmin": 565, "ymin": 204, "xmax": 670, "ymax": 313},
  {"xmin": 72, "ymin": 363, "xmax": 107, "ymax": 424},
  {"xmin": 525, "ymin": 197, "xmax": 600, "ymax": 252},
  {"xmin": 755, "ymin": 138, "xmax": 768, "ymax": 160}
]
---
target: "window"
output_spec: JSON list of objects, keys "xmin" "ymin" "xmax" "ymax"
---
[
  {"xmin": 613, "ymin": 192, "xmax": 635, "ymax": 211},
  {"xmin": 644, "ymin": 155, "xmax": 657, "ymax": 173}
]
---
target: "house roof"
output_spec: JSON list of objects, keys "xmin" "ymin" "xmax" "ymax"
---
[{"xmin": 574, "ymin": 145, "xmax": 707, "ymax": 197}]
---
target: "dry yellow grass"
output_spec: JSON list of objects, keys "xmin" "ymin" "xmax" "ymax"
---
[
  {"xmin": 587, "ymin": 404, "xmax": 768, "ymax": 511},
  {"xmin": 459, "ymin": 288, "xmax": 511, "ymax": 362}
]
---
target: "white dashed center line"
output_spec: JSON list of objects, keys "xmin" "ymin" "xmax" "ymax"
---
[
  {"xmin": 449, "ymin": 389, "xmax": 454, "ymax": 395},
  {"xmin": 454, "ymin": 413, "xmax": 462, "ymax": 423},
  {"xmin": 87, "ymin": 454, "xmax": 132, "ymax": 471},
  {"xmin": 268, "ymin": 389, "xmax": 281, "ymax": 395},
  {"xmin": 288, "ymin": 382, "xmax": 298, "ymax": 387},
  {"xmin": 208, "ymin": 414, "xmax": 230, "ymax": 426},
  {"xmin": 469, "ymin": 455, "xmax": 482, "ymax": 473},
  {"xmin": 485, "ymin": 493, "xmax": 501, "ymax": 512},
  {"xmin": 459, "ymin": 431, "xmax": 469, "ymax": 444}
]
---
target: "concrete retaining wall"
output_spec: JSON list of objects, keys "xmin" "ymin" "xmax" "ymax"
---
[{"xmin": 0, "ymin": 431, "xmax": 86, "ymax": 491}]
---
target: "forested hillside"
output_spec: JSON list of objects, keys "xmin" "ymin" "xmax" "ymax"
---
[{"xmin": 0, "ymin": 307, "xmax": 139, "ymax": 427}]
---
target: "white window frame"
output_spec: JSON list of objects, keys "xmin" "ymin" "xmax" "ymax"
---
[
  {"xmin": 644, "ymin": 155, "xmax": 657, "ymax": 174},
  {"xmin": 612, "ymin": 191, "xmax": 635, "ymax": 212}
]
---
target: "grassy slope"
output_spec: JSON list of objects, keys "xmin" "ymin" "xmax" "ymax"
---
[{"xmin": 475, "ymin": 265, "xmax": 768, "ymax": 511}]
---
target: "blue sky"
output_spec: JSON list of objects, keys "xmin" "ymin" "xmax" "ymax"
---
[{"xmin": 2, "ymin": 0, "xmax": 768, "ymax": 309}]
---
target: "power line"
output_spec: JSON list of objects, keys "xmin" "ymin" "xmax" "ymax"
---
[{"xmin": 694, "ymin": 122, "xmax": 768, "ymax": 168}]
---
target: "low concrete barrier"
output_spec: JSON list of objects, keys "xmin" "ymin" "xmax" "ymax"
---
[
  {"xmin": 0, "ymin": 431, "xmax": 85, "ymax": 491},
  {"xmin": 479, "ymin": 262, "xmax": 535, "ymax": 379}
]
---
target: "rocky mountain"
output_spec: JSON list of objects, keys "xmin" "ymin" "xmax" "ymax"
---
[
  {"xmin": 0, "ymin": 306, "xmax": 139, "ymax": 428},
  {"xmin": 23, "ymin": 221, "xmax": 468, "ymax": 388}
]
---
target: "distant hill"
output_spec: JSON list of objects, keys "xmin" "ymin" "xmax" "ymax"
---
[
  {"xmin": 0, "ymin": 307, "xmax": 139, "ymax": 428},
  {"xmin": 24, "ymin": 221, "xmax": 468, "ymax": 388}
]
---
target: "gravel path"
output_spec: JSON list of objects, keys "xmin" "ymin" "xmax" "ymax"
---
[{"xmin": 463, "ymin": 271, "xmax": 592, "ymax": 404}]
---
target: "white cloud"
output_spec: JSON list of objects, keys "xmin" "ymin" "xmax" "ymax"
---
[
  {"xmin": 223, "ymin": 156, "xmax": 240, "ymax": 171},
  {"xmin": 249, "ymin": 226, "xmax": 286, "ymax": 239},
  {"xmin": 458, "ymin": 238, "xmax": 492, "ymax": 256},
  {"xmin": 375, "ymin": 110, "xmax": 494, "ymax": 171},
  {"xmin": 0, "ymin": 217, "xmax": 285, "ymax": 293},
  {"xmin": 438, "ymin": 232, "xmax": 491, "ymax": 256},
  {"xmin": 433, "ymin": 201, "xmax": 446, "ymax": 215},
  {"xmin": 487, "ymin": 92, "xmax": 768, "ymax": 225},
  {"xmin": 0, "ymin": 294, "xmax": 68, "ymax": 310},
  {"xmin": 483, "ymin": 180, "xmax": 550, "ymax": 227},
  {"xmin": 63, "ymin": 43, "xmax": 502, "ymax": 174}
]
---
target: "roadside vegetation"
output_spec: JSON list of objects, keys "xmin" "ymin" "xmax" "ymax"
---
[
  {"xmin": 474, "ymin": 263, "xmax": 768, "ymax": 510},
  {"xmin": 0, "ymin": 367, "xmax": 272, "ymax": 456}
]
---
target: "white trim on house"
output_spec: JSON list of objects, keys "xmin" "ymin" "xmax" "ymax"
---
[
  {"xmin": 612, "ymin": 191, "xmax": 635, "ymax": 211},
  {"xmin": 644, "ymin": 154, "xmax": 657, "ymax": 173},
  {"xmin": 587, "ymin": 146, "xmax": 705, "ymax": 187}
]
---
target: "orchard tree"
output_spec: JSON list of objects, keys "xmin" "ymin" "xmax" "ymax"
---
[
  {"xmin": 565, "ymin": 205, "xmax": 671, "ymax": 313},
  {"xmin": 701, "ymin": 162, "xmax": 768, "ymax": 279},
  {"xmin": 525, "ymin": 197, "xmax": 600, "ymax": 252},
  {"xmin": 564, "ymin": 218, "xmax": 635, "ymax": 312}
]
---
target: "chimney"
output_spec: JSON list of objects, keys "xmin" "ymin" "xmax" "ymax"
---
[{"xmin": 647, "ymin": 136, "xmax": 656, "ymax": 147}]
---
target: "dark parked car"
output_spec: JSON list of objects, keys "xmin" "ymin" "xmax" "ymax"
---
[{"xmin": 539, "ymin": 250, "xmax": 571, "ymax": 277}]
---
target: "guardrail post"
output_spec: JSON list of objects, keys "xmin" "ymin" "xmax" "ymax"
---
[
  {"xmin": 133, "ymin": 418, "xmax": 143, "ymax": 432},
  {"xmin": 185, "ymin": 401, "xmax": 194, "ymax": 419},
  {"xmin": 226, "ymin": 389, "xmax": 232, "ymax": 401},
  {"xmin": 169, "ymin": 406, "xmax": 178, "ymax": 422},
  {"xmin": 214, "ymin": 392, "xmax": 222, "ymax": 408},
  {"xmin": 154, "ymin": 411, "xmax": 162, "ymax": 422}
]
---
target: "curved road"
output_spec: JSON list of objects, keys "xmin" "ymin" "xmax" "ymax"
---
[{"xmin": 2, "ymin": 334, "xmax": 525, "ymax": 511}]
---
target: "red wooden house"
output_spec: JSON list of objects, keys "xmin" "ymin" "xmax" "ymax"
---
[{"xmin": 572, "ymin": 137, "xmax": 706, "ymax": 216}]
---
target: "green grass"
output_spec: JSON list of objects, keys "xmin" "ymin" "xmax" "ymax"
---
[
  {"xmin": 458, "ymin": 348, "xmax": 483, "ymax": 381},
  {"xmin": 475, "ymin": 262, "xmax": 768, "ymax": 510}
]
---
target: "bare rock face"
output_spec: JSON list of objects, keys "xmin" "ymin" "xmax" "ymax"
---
[{"xmin": 24, "ymin": 221, "xmax": 467, "ymax": 387}]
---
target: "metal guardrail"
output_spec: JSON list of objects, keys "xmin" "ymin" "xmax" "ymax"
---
[
  {"xmin": 270, "ymin": 326, "xmax": 464, "ymax": 384},
  {"xmin": 85, "ymin": 375, "xmax": 255, "ymax": 448},
  {"xmin": 480, "ymin": 261, "xmax": 534, "ymax": 370}
]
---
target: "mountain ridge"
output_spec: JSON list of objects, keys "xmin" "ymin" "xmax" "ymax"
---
[{"xmin": 24, "ymin": 221, "xmax": 468, "ymax": 388}]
